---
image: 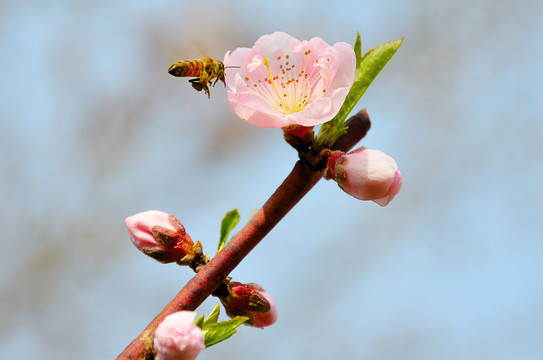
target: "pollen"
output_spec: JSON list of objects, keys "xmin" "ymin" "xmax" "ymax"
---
[{"xmin": 242, "ymin": 50, "xmax": 328, "ymax": 115}]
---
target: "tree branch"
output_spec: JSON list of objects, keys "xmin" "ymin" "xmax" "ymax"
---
[{"xmin": 117, "ymin": 109, "xmax": 371, "ymax": 360}]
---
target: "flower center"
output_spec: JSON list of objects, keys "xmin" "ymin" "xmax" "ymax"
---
[{"xmin": 244, "ymin": 50, "xmax": 328, "ymax": 114}]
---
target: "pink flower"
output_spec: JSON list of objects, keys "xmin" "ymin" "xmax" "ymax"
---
[
  {"xmin": 125, "ymin": 210, "xmax": 195, "ymax": 263},
  {"xmin": 224, "ymin": 32, "xmax": 355, "ymax": 128},
  {"xmin": 153, "ymin": 311, "xmax": 205, "ymax": 360},
  {"xmin": 219, "ymin": 282, "xmax": 278, "ymax": 329},
  {"xmin": 325, "ymin": 148, "xmax": 402, "ymax": 206}
]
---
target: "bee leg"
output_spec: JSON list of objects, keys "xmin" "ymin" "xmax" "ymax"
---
[
  {"xmin": 211, "ymin": 76, "xmax": 226, "ymax": 88},
  {"xmin": 190, "ymin": 78, "xmax": 210, "ymax": 98},
  {"xmin": 198, "ymin": 72, "xmax": 211, "ymax": 98},
  {"xmin": 189, "ymin": 78, "xmax": 204, "ymax": 92},
  {"xmin": 191, "ymin": 82, "xmax": 203, "ymax": 92},
  {"xmin": 202, "ymin": 84, "xmax": 211, "ymax": 98}
]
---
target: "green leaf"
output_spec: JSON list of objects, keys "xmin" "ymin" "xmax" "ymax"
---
[
  {"xmin": 317, "ymin": 35, "xmax": 403, "ymax": 146},
  {"xmin": 203, "ymin": 303, "xmax": 221, "ymax": 327},
  {"xmin": 353, "ymin": 31, "xmax": 363, "ymax": 65},
  {"xmin": 355, "ymin": 37, "xmax": 403, "ymax": 103},
  {"xmin": 194, "ymin": 314, "xmax": 205, "ymax": 329},
  {"xmin": 201, "ymin": 316, "xmax": 249, "ymax": 347},
  {"xmin": 217, "ymin": 209, "xmax": 240, "ymax": 253}
]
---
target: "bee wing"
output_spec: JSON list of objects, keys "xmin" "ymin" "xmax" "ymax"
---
[{"xmin": 186, "ymin": 35, "xmax": 213, "ymax": 59}]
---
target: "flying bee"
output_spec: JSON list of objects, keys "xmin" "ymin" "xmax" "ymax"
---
[{"xmin": 168, "ymin": 57, "xmax": 237, "ymax": 99}]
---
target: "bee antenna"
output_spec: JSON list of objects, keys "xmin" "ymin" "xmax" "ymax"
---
[{"xmin": 225, "ymin": 66, "xmax": 241, "ymax": 69}]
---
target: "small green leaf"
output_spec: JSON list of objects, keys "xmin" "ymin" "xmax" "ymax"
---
[
  {"xmin": 194, "ymin": 314, "xmax": 205, "ymax": 329},
  {"xmin": 356, "ymin": 37, "xmax": 403, "ymax": 101},
  {"xmin": 201, "ymin": 316, "xmax": 249, "ymax": 347},
  {"xmin": 218, "ymin": 209, "xmax": 240, "ymax": 253},
  {"xmin": 353, "ymin": 32, "xmax": 363, "ymax": 65},
  {"xmin": 317, "ymin": 35, "xmax": 403, "ymax": 146},
  {"xmin": 203, "ymin": 303, "xmax": 221, "ymax": 327}
]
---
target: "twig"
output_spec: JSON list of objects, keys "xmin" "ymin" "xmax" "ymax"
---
[{"xmin": 117, "ymin": 109, "xmax": 371, "ymax": 360}]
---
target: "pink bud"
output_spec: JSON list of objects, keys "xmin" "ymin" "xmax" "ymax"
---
[
  {"xmin": 153, "ymin": 311, "xmax": 205, "ymax": 360},
  {"xmin": 125, "ymin": 210, "xmax": 195, "ymax": 263},
  {"xmin": 219, "ymin": 282, "xmax": 277, "ymax": 329},
  {"xmin": 326, "ymin": 148, "xmax": 402, "ymax": 206}
]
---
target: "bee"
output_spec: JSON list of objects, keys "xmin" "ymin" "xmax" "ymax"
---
[{"xmin": 168, "ymin": 57, "xmax": 231, "ymax": 99}]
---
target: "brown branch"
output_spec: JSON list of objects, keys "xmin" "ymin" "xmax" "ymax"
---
[{"xmin": 117, "ymin": 109, "xmax": 371, "ymax": 360}]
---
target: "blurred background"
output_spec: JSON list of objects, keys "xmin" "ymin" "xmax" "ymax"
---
[{"xmin": 1, "ymin": 0, "xmax": 542, "ymax": 359}]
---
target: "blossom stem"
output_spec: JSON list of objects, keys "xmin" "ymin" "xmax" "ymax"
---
[{"xmin": 116, "ymin": 109, "xmax": 371, "ymax": 360}]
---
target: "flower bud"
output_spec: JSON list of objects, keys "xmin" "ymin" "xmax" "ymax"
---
[
  {"xmin": 153, "ymin": 311, "xmax": 205, "ymax": 360},
  {"xmin": 219, "ymin": 282, "xmax": 277, "ymax": 329},
  {"xmin": 325, "ymin": 147, "xmax": 402, "ymax": 206},
  {"xmin": 125, "ymin": 210, "xmax": 195, "ymax": 263}
]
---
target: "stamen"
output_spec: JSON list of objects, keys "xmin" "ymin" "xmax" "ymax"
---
[
  {"xmin": 263, "ymin": 57, "xmax": 289, "ymax": 111},
  {"xmin": 241, "ymin": 48, "xmax": 328, "ymax": 115}
]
